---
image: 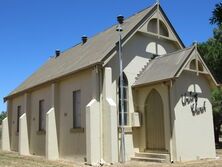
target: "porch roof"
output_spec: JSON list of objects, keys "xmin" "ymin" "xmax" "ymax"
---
[{"xmin": 133, "ymin": 47, "xmax": 194, "ymax": 87}]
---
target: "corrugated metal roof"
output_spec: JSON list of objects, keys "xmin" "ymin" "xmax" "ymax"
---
[
  {"xmin": 133, "ymin": 47, "xmax": 194, "ymax": 87},
  {"xmin": 6, "ymin": 5, "xmax": 156, "ymax": 98}
]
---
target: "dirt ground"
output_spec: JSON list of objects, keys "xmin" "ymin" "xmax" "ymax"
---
[{"xmin": 0, "ymin": 150, "xmax": 222, "ymax": 167}]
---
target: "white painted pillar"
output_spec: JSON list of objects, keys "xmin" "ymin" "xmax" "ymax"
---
[
  {"xmin": 86, "ymin": 67, "xmax": 101, "ymax": 165},
  {"xmin": 7, "ymin": 100, "xmax": 12, "ymax": 151},
  {"xmin": 1, "ymin": 117, "xmax": 10, "ymax": 151},
  {"xmin": 19, "ymin": 113, "xmax": 29, "ymax": 155},
  {"xmin": 24, "ymin": 93, "xmax": 31, "ymax": 150},
  {"xmin": 46, "ymin": 108, "xmax": 59, "ymax": 160},
  {"xmin": 86, "ymin": 99, "xmax": 100, "ymax": 165},
  {"xmin": 46, "ymin": 83, "xmax": 59, "ymax": 160},
  {"xmin": 103, "ymin": 67, "xmax": 118, "ymax": 163}
]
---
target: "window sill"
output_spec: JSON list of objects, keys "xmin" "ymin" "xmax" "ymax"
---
[
  {"xmin": 118, "ymin": 126, "xmax": 132, "ymax": 133},
  {"xmin": 37, "ymin": 130, "xmax": 46, "ymax": 135},
  {"xmin": 70, "ymin": 128, "xmax": 84, "ymax": 133}
]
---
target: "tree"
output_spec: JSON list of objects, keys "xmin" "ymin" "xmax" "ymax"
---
[
  {"xmin": 211, "ymin": 88, "xmax": 222, "ymax": 144},
  {"xmin": 210, "ymin": 2, "xmax": 222, "ymax": 26},
  {"xmin": 0, "ymin": 111, "xmax": 7, "ymax": 125},
  {"xmin": 198, "ymin": 2, "xmax": 222, "ymax": 83},
  {"xmin": 198, "ymin": 2, "xmax": 222, "ymax": 144},
  {"xmin": 198, "ymin": 26, "xmax": 222, "ymax": 83}
]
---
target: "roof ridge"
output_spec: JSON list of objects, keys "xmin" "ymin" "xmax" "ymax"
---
[
  {"xmin": 55, "ymin": 4, "xmax": 156, "ymax": 56},
  {"xmin": 154, "ymin": 46, "xmax": 194, "ymax": 60},
  {"xmin": 5, "ymin": 3, "xmax": 157, "ymax": 99},
  {"xmin": 133, "ymin": 4, "xmax": 156, "ymax": 16}
]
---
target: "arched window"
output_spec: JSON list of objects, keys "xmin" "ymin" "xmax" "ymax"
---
[
  {"xmin": 118, "ymin": 73, "xmax": 129, "ymax": 126},
  {"xmin": 190, "ymin": 59, "xmax": 196, "ymax": 70},
  {"xmin": 147, "ymin": 18, "xmax": 169, "ymax": 37},
  {"xmin": 147, "ymin": 19, "xmax": 157, "ymax": 34},
  {"xmin": 198, "ymin": 61, "xmax": 204, "ymax": 71},
  {"xmin": 189, "ymin": 59, "xmax": 204, "ymax": 72},
  {"xmin": 159, "ymin": 20, "xmax": 169, "ymax": 37}
]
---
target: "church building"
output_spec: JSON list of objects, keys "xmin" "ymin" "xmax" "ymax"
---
[{"xmin": 1, "ymin": 2, "xmax": 219, "ymax": 165}]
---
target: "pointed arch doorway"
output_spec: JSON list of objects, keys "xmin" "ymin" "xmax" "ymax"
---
[{"xmin": 145, "ymin": 89, "xmax": 165, "ymax": 150}]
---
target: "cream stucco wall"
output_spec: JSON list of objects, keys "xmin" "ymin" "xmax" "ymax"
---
[
  {"xmin": 171, "ymin": 71, "xmax": 216, "ymax": 161},
  {"xmin": 8, "ymin": 68, "xmax": 94, "ymax": 162},
  {"xmin": 10, "ymin": 95, "xmax": 24, "ymax": 151},
  {"xmin": 134, "ymin": 84, "xmax": 171, "ymax": 153},
  {"xmin": 106, "ymin": 32, "xmax": 178, "ymax": 159},
  {"xmin": 29, "ymin": 86, "xmax": 51, "ymax": 156},
  {"xmin": 59, "ymin": 70, "xmax": 92, "ymax": 162}
]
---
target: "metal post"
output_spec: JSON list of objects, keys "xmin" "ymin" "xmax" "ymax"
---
[{"xmin": 116, "ymin": 15, "xmax": 125, "ymax": 163}]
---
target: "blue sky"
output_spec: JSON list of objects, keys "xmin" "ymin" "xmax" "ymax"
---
[{"xmin": 0, "ymin": 0, "xmax": 220, "ymax": 112}]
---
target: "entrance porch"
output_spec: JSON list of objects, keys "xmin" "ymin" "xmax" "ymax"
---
[{"xmin": 132, "ymin": 83, "xmax": 172, "ymax": 162}]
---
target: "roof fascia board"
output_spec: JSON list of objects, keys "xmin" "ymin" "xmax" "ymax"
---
[
  {"xmin": 101, "ymin": 4, "xmax": 157, "ymax": 65},
  {"xmin": 5, "ymin": 5, "xmax": 157, "ymax": 100},
  {"xmin": 196, "ymin": 49, "xmax": 219, "ymax": 86},
  {"xmin": 159, "ymin": 5, "xmax": 185, "ymax": 48},
  {"xmin": 132, "ymin": 78, "xmax": 173, "ymax": 88},
  {"xmin": 103, "ymin": 4, "xmax": 185, "ymax": 66},
  {"xmin": 4, "ymin": 62, "xmax": 103, "ymax": 101},
  {"xmin": 174, "ymin": 47, "xmax": 195, "ymax": 77},
  {"xmin": 175, "ymin": 47, "xmax": 219, "ymax": 87}
]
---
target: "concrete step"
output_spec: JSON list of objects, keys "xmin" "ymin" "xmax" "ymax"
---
[
  {"xmin": 131, "ymin": 152, "xmax": 170, "ymax": 163},
  {"xmin": 135, "ymin": 152, "xmax": 170, "ymax": 160},
  {"xmin": 131, "ymin": 156, "xmax": 166, "ymax": 163}
]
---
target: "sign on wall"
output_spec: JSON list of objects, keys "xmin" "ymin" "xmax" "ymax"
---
[{"xmin": 181, "ymin": 84, "xmax": 206, "ymax": 116}]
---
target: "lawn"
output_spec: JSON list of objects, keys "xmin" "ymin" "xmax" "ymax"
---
[
  {"xmin": 0, "ymin": 151, "xmax": 80, "ymax": 167},
  {"xmin": 0, "ymin": 126, "xmax": 222, "ymax": 167},
  {"xmin": 0, "ymin": 150, "xmax": 222, "ymax": 167}
]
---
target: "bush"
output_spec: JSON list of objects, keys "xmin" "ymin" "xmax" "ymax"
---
[{"xmin": 0, "ymin": 111, "xmax": 7, "ymax": 125}]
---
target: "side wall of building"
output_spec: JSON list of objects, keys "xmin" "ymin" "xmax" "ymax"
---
[
  {"xmin": 59, "ymin": 69, "xmax": 93, "ymax": 162},
  {"xmin": 29, "ymin": 86, "xmax": 51, "ymax": 156},
  {"xmin": 171, "ymin": 71, "xmax": 216, "ymax": 161},
  {"xmin": 7, "ymin": 68, "xmax": 94, "ymax": 162},
  {"xmin": 10, "ymin": 95, "xmax": 24, "ymax": 151}
]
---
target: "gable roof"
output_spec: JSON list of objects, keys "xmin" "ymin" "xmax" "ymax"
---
[
  {"xmin": 133, "ymin": 46, "xmax": 219, "ymax": 87},
  {"xmin": 5, "ymin": 4, "xmax": 155, "ymax": 100},
  {"xmin": 133, "ymin": 47, "xmax": 194, "ymax": 87},
  {"xmin": 5, "ymin": 3, "xmax": 185, "ymax": 100}
]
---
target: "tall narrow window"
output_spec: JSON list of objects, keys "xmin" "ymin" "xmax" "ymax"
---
[
  {"xmin": 39, "ymin": 100, "xmax": 45, "ymax": 131},
  {"xmin": 73, "ymin": 90, "xmax": 81, "ymax": 128},
  {"xmin": 118, "ymin": 73, "xmax": 129, "ymax": 126},
  {"xmin": 17, "ymin": 106, "xmax": 21, "ymax": 132}
]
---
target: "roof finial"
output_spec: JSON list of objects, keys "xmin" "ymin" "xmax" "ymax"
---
[
  {"xmin": 156, "ymin": 0, "xmax": 160, "ymax": 5},
  {"xmin": 193, "ymin": 41, "xmax": 198, "ymax": 48}
]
